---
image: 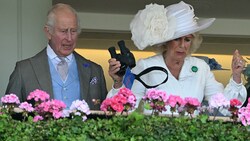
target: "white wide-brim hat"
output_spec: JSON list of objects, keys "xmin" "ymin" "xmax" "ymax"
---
[{"xmin": 130, "ymin": 1, "xmax": 215, "ymax": 50}]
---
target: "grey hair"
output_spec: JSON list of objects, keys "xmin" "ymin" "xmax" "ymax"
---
[
  {"xmin": 46, "ymin": 3, "xmax": 81, "ymax": 34},
  {"xmin": 156, "ymin": 32, "xmax": 203, "ymax": 55}
]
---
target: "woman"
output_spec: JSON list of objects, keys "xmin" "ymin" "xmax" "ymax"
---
[{"xmin": 107, "ymin": 1, "xmax": 247, "ymax": 115}]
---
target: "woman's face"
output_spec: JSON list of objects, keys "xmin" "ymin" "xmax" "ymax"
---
[{"xmin": 166, "ymin": 34, "xmax": 194, "ymax": 61}]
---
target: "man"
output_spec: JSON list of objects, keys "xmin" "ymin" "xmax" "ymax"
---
[{"xmin": 5, "ymin": 3, "xmax": 107, "ymax": 110}]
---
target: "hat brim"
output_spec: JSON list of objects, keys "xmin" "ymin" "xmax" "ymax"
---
[{"xmin": 155, "ymin": 18, "xmax": 215, "ymax": 45}]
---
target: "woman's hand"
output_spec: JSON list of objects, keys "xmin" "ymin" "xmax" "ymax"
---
[
  {"xmin": 232, "ymin": 50, "xmax": 246, "ymax": 84},
  {"xmin": 108, "ymin": 58, "xmax": 123, "ymax": 88}
]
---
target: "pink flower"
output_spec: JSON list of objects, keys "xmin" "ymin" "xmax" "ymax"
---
[
  {"xmin": 36, "ymin": 99, "xmax": 66, "ymax": 119},
  {"xmin": 101, "ymin": 88, "xmax": 136, "ymax": 113},
  {"xmin": 238, "ymin": 104, "xmax": 250, "ymax": 126},
  {"xmin": 70, "ymin": 100, "xmax": 90, "ymax": 115},
  {"xmin": 143, "ymin": 89, "xmax": 169, "ymax": 113},
  {"xmin": 184, "ymin": 97, "xmax": 201, "ymax": 115},
  {"xmin": 127, "ymin": 95, "xmax": 136, "ymax": 105},
  {"xmin": 68, "ymin": 100, "xmax": 90, "ymax": 121},
  {"xmin": 82, "ymin": 116, "xmax": 87, "ymax": 121},
  {"xmin": 230, "ymin": 99, "xmax": 242, "ymax": 107},
  {"xmin": 167, "ymin": 95, "xmax": 185, "ymax": 108},
  {"xmin": 102, "ymin": 98, "xmax": 123, "ymax": 112},
  {"xmin": 144, "ymin": 89, "xmax": 168, "ymax": 103},
  {"xmin": 19, "ymin": 102, "xmax": 34, "ymax": 112},
  {"xmin": 119, "ymin": 87, "xmax": 134, "ymax": 97},
  {"xmin": 33, "ymin": 115, "xmax": 44, "ymax": 122},
  {"xmin": 117, "ymin": 88, "xmax": 137, "ymax": 109},
  {"xmin": 1, "ymin": 94, "xmax": 20, "ymax": 104},
  {"xmin": 209, "ymin": 93, "xmax": 230, "ymax": 108},
  {"xmin": 184, "ymin": 97, "xmax": 201, "ymax": 107},
  {"xmin": 111, "ymin": 100, "xmax": 124, "ymax": 112},
  {"xmin": 228, "ymin": 98, "xmax": 242, "ymax": 122},
  {"xmin": 144, "ymin": 89, "xmax": 169, "ymax": 102},
  {"xmin": 113, "ymin": 94, "xmax": 127, "ymax": 104},
  {"xmin": 27, "ymin": 89, "xmax": 50, "ymax": 102},
  {"xmin": 52, "ymin": 111, "xmax": 63, "ymax": 119},
  {"xmin": 100, "ymin": 98, "xmax": 112, "ymax": 111},
  {"xmin": 62, "ymin": 110, "xmax": 71, "ymax": 117}
]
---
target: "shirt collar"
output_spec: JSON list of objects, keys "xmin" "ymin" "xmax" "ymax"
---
[
  {"xmin": 46, "ymin": 44, "xmax": 73, "ymax": 62},
  {"xmin": 159, "ymin": 54, "xmax": 195, "ymax": 80}
]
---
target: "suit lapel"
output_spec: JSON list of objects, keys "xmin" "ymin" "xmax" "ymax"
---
[
  {"xmin": 29, "ymin": 48, "xmax": 54, "ymax": 98},
  {"xmin": 74, "ymin": 52, "xmax": 90, "ymax": 101},
  {"xmin": 28, "ymin": 50, "xmax": 91, "ymax": 100}
]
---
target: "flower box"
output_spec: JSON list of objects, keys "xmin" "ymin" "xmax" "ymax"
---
[{"xmin": 1, "ymin": 88, "xmax": 250, "ymax": 140}]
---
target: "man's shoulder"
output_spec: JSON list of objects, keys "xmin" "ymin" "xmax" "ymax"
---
[{"xmin": 17, "ymin": 48, "xmax": 47, "ymax": 65}]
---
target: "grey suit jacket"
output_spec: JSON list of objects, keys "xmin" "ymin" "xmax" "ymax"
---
[{"xmin": 6, "ymin": 48, "xmax": 107, "ymax": 110}]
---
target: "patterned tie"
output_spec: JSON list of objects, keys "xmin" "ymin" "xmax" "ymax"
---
[{"xmin": 57, "ymin": 57, "xmax": 68, "ymax": 81}]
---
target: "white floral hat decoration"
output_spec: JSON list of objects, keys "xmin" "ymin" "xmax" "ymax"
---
[{"xmin": 130, "ymin": 1, "xmax": 216, "ymax": 50}]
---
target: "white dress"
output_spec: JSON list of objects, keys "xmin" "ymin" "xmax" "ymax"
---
[{"xmin": 107, "ymin": 54, "xmax": 247, "ymax": 115}]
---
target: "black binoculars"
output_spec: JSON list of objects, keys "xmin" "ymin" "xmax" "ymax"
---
[{"xmin": 108, "ymin": 40, "xmax": 136, "ymax": 76}]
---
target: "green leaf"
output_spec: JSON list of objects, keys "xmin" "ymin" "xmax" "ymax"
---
[
  {"xmin": 144, "ymin": 103, "xmax": 152, "ymax": 110},
  {"xmin": 199, "ymin": 114, "xmax": 209, "ymax": 123}
]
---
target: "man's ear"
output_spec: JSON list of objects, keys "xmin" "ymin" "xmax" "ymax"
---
[{"xmin": 44, "ymin": 26, "xmax": 52, "ymax": 40}]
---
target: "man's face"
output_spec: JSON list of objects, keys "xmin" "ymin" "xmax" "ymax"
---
[{"xmin": 45, "ymin": 10, "xmax": 79, "ymax": 57}]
